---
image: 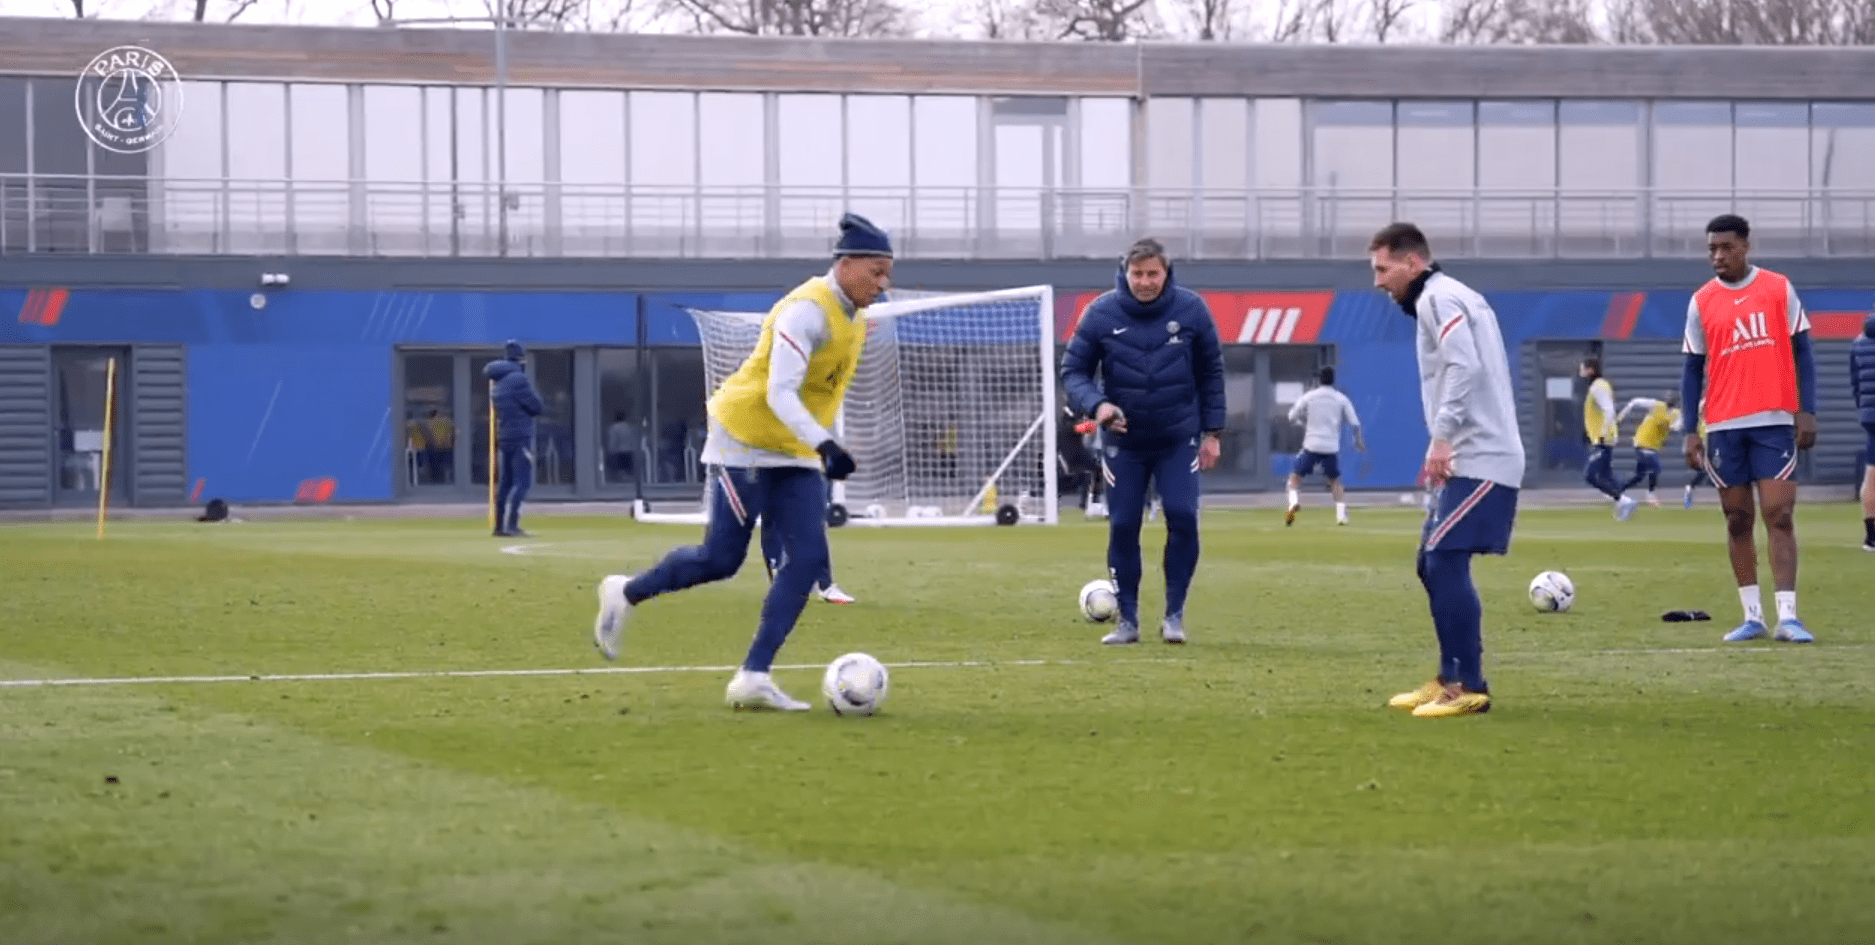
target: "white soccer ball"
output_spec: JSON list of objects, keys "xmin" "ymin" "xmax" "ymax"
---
[
  {"xmin": 821, "ymin": 652, "xmax": 889, "ymax": 717},
  {"xmin": 1078, "ymin": 579, "xmax": 1120, "ymax": 623},
  {"xmin": 1529, "ymin": 570, "xmax": 1575, "ymax": 613}
]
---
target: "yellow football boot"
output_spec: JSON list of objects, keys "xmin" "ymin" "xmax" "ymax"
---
[
  {"xmin": 1411, "ymin": 684, "xmax": 1492, "ymax": 718},
  {"xmin": 1387, "ymin": 679, "xmax": 1444, "ymax": 710}
]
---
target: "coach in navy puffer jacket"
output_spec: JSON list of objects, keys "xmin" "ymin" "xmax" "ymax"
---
[
  {"xmin": 1059, "ymin": 250, "xmax": 1226, "ymax": 450},
  {"xmin": 1853, "ymin": 313, "xmax": 1875, "ymax": 426},
  {"xmin": 1059, "ymin": 238, "xmax": 1225, "ymax": 646}
]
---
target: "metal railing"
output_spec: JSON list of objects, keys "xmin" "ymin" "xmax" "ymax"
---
[{"xmin": 3, "ymin": 174, "xmax": 1874, "ymax": 260}]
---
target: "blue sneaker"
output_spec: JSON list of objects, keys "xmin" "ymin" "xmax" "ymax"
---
[
  {"xmin": 1773, "ymin": 619, "xmax": 1814, "ymax": 643},
  {"xmin": 1722, "ymin": 620, "xmax": 1768, "ymax": 642},
  {"xmin": 1683, "ymin": 489, "xmax": 1694, "ymax": 510}
]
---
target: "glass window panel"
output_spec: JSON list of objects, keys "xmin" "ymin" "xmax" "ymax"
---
[
  {"xmin": 1077, "ymin": 97, "xmax": 1130, "ymax": 189},
  {"xmin": 1813, "ymin": 103, "xmax": 1875, "ymax": 189},
  {"xmin": 225, "ymin": 82, "xmax": 288, "ymax": 253},
  {"xmin": 0, "ymin": 78, "xmax": 26, "ymax": 174},
  {"xmin": 1199, "ymin": 97, "xmax": 1249, "ymax": 190},
  {"xmin": 289, "ymin": 84, "xmax": 350, "ymax": 254},
  {"xmin": 468, "ymin": 352, "xmax": 499, "ymax": 487},
  {"xmin": 31, "ymin": 79, "xmax": 88, "ymax": 177},
  {"xmin": 1145, "ymin": 97, "xmax": 1193, "ymax": 189},
  {"xmin": 1396, "ymin": 101, "xmax": 1473, "ymax": 251},
  {"xmin": 992, "ymin": 121, "xmax": 1043, "ymax": 237},
  {"xmin": 597, "ymin": 348, "xmax": 641, "ymax": 486},
  {"xmin": 651, "ymin": 350, "xmax": 706, "ymax": 485},
  {"xmin": 776, "ymin": 94, "xmax": 842, "ymax": 188},
  {"xmin": 1478, "ymin": 101, "xmax": 1556, "ymax": 256},
  {"xmin": 364, "ymin": 85, "xmax": 422, "ymax": 183},
  {"xmin": 453, "ymin": 87, "xmax": 487, "ymax": 183},
  {"xmin": 401, "ymin": 352, "xmax": 456, "ymax": 488},
  {"xmin": 529, "ymin": 350, "xmax": 575, "ymax": 488},
  {"xmin": 150, "ymin": 80, "xmax": 221, "ymax": 253},
  {"xmin": 846, "ymin": 95, "xmax": 911, "ymax": 234},
  {"xmin": 421, "ymin": 87, "xmax": 455, "ymax": 256},
  {"xmin": 1309, "ymin": 100, "xmax": 1392, "ymax": 255},
  {"xmin": 1253, "ymin": 97, "xmax": 1303, "ymax": 188},
  {"xmin": 910, "ymin": 96, "xmax": 975, "ymax": 251},
  {"xmin": 501, "ymin": 87, "xmax": 544, "ymax": 185},
  {"xmin": 559, "ymin": 90, "xmax": 626, "ymax": 185},
  {"xmin": 1557, "ymin": 101, "xmax": 1640, "ymax": 254},
  {"xmin": 559, "ymin": 90, "xmax": 626, "ymax": 256},
  {"xmin": 1652, "ymin": 102, "xmax": 1731, "ymax": 255},
  {"xmin": 1735, "ymin": 103, "xmax": 1807, "ymax": 189},
  {"xmin": 629, "ymin": 91, "xmax": 694, "ymax": 187}
]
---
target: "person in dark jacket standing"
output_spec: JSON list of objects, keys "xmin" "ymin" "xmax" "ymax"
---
[
  {"xmin": 1853, "ymin": 312, "xmax": 1875, "ymax": 551},
  {"xmin": 484, "ymin": 340, "xmax": 543, "ymax": 537},
  {"xmin": 1060, "ymin": 237, "xmax": 1226, "ymax": 645}
]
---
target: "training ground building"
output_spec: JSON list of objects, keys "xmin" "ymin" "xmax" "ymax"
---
[{"xmin": 0, "ymin": 19, "xmax": 1871, "ymax": 510}]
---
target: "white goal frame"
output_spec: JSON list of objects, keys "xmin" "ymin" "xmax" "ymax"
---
[{"xmin": 632, "ymin": 285, "xmax": 1059, "ymax": 528}]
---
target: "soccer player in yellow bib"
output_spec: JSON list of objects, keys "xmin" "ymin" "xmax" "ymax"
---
[
  {"xmin": 590, "ymin": 213, "xmax": 892, "ymax": 711},
  {"xmin": 1616, "ymin": 391, "xmax": 1681, "ymax": 507},
  {"xmin": 1580, "ymin": 357, "xmax": 1638, "ymax": 520}
]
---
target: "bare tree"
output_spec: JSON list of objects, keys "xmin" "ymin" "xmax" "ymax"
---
[
  {"xmin": 369, "ymin": 0, "xmax": 397, "ymax": 21},
  {"xmin": 1441, "ymin": 0, "xmax": 1598, "ymax": 42},
  {"xmin": 659, "ymin": 0, "xmax": 913, "ymax": 36},
  {"xmin": 1028, "ymin": 0, "xmax": 1159, "ymax": 40},
  {"xmin": 191, "ymin": 0, "xmax": 260, "ymax": 20},
  {"xmin": 1605, "ymin": 0, "xmax": 1875, "ymax": 44},
  {"xmin": 1365, "ymin": 0, "xmax": 1416, "ymax": 42},
  {"xmin": 965, "ymin": 0, "xmax": 1052, "ymax": 39},
  {"xmin": 1160, "ymin": 0, "xmax": 1239, "ymax": 40}
]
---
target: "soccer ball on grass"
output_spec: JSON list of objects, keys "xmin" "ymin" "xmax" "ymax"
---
[
  {"xmin": 822, "ymin": 652, "xmax": 889, "ymax": 716},
  {"xmin": 1078, "ymin": 579, "xmax": 1119, "ymax": 623},
  {"xmin": 1528, "ymin": 570, "xmax": 1575, "ymax": 613}
]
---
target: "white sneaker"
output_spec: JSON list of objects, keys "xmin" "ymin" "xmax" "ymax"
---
[
  {"xmin": 592, "ymin": 574, "xmax": 634, "ymax": 661},
  {"xmin": 724, "ymin": 670, "xmax": 811, "ymax": 711},
  {"xmin": 1615, "ymin": 494, "xmax": 1638, "ymax": 521},
  {"xmin": 1086, "ymin": 501, "xmax": 1108, "ymax": 520},
  {"xmin": 817, "ymin": 583, "xmax": 856, "ymax": 604}
]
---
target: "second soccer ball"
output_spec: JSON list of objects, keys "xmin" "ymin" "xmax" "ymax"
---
[{"xmin": 1528, "ymin": 571, "xmax": 1575, "ymax": 613}]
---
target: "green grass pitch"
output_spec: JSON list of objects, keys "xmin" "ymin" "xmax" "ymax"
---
[{"xmin": 3, "ymin": 503, "xmax": 1872, "ymax": 945}]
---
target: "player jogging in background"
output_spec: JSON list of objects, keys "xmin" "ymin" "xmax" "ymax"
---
[
  {"xmin": 1851, "ymin": 312, "xmax": 1875, "ymax": 551},
  {"xmin": 1616, "ymin": 391, "xmax": 1680, "ymax": 506},
  {"xmin": 590, "ymin": 213, "xmax": 891, "ymax": 709},
  {"xmin": 1060, "ymin": 237, "xmax": 1226, "ymax": 646},
  {"xmin": 1581, "ymin": 358, "xmax": 1638, "ymax": 521},
  {"xmin": 1682, "ymin": 214, "xmax": 1818, "ymax": 644},
  {"xmin": 1369, "ymin": 222, "xmax": 1525, "ymax": 720},
  {"xmin": 1285, "ymin": 365, "xmax": 1365, "ymax": 526},
  {"xmin": 484, "ymin": 340, "xmax": 543, "ymax": 538}
]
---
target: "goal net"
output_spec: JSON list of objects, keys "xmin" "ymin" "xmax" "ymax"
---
[{"xmin": 633, "ymin": 285, "xmax": 1058, "ymax": 527}]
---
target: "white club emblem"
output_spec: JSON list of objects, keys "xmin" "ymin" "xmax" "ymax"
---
[{"xmin": 1166, "ymin": 321, "xmax": 1180, "ymax": 334}]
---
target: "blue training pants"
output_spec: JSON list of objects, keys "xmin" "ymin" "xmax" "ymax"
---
[
  {"xmin": 495, "ymin": 443, "xmax": 534, "ymax": 533},
  {"xmin": 626, "ymin": 465, "xmax": 829, "ymax": 673},
  {"xmin": 1102, "ymin": 436, "xmax": 1202, "ymax": 627}
]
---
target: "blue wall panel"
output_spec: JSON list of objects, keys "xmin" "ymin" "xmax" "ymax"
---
[{"xmin": 4, "ymin": 280, "xmax": 1868, "ymax": 503}]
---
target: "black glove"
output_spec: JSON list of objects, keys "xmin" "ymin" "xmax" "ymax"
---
[{"xmin": 816, "ymin": 439, "xmax": 856, "ymax": 481}]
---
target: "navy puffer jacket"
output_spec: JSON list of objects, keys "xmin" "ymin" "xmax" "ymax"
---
[
  {"xmin": 484, "ymin": 359, "xmax": 543, "ymax": 446},
  {"xmin": 1059, "ymin": 265, "xmax": 1226, "ymax": 451},
  {"xmin": 1852, "ymin": 313, "xmax": 1875, "ymax": 424}
]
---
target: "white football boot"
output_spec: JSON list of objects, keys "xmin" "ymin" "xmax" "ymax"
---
[
  {"xmin": 1160, "ymin": 614, "xmax": 1186, "ymax": 644},
  {"xmin": 1101, "ymin": 620, "xmax": 1140, "ymax": 645},
  {"xmin": 592, "ymin": 574, "xmax": 634, "ymax": 661},
  {"xmin": 817, "ymin": 583, "xmax": 856, "ymax": 605},
  {"xmin": 725, "ymin": 670, "xmax": 811, "ymax": 711}
]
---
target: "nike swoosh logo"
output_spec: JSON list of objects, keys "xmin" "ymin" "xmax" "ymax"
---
[
  {"xmin": 1111, "ymin": 328, "xmax": 1127, "ymax": 334},
  {"xmin": 1734, "ymin": 298, "xmax": 1746, "ymax": 304}
]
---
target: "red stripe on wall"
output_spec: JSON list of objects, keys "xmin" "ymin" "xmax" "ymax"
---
[
  {"xmin": 1809, "ymin": 312, "xmax": 1866, "ymax": 340},
  {"xmin": 1600, "ymin": 292, "xmax": 1645, "ymax": 340}
]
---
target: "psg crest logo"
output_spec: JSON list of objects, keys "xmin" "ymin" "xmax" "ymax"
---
[
  {"xmin": 1166, "ymin": 321, "xmax": 1180, "ymax": 334},
  {"xmin": 75, "ymin": 45, "xmax": 185, "ymax": 155}
]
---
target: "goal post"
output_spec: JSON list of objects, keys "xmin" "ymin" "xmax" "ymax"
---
[{"xmin": 632, "ymin": 284, "xmax": 1059, "ymax": 528}]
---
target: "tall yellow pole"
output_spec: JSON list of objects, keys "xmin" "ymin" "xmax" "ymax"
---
[
  {"xmin": 487, "ymin": 382, "xmax": 497, "ymax": 531},
  {"xmin": 96, "ymin": 358, "xmax": 118, "ymax": 540}
]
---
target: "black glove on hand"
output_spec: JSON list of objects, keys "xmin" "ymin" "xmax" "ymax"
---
[{"xmin": 816, "ymin": 439, "xmax": 857, "ymax": 481}]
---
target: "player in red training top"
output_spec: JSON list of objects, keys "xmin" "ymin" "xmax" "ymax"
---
[{"xmin": 1681, "ymin": 214, "xmax": 1818, "ymax": 644}]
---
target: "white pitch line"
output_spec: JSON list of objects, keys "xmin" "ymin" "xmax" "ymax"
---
[{"xmin": 0, "ymin": 658, "xmax": 1185, "ymax": 690}]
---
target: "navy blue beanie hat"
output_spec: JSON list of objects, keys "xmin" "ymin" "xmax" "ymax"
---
[
  {"xmin": 833, "ymin": 212, "xmax": 893, "ymax": 259},
  {"xmin": 504, "ymin": 340, "xmax": 525, "ymax": 362}
]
